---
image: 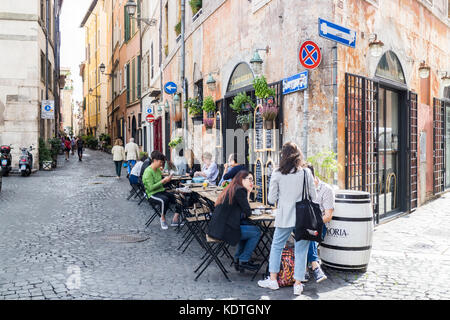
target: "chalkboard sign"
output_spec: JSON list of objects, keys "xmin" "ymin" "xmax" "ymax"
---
[
  {"xmin": 264, "ymin": 160, "xmax": 274, "ymax": 204},
  {"xmin": 254, "ymin": 105, "xmax": 264, "ymax": 152},
  {"xmin": 255, "ymin": 159, "xmax": 263, "ymax": 203},
  {"xmin": 215, "ymin": 111, "xmax": 222, "ymax": 147},
  {"xmin": 265, "ymin": 127, "xmax": 275, "ymax": 151}
]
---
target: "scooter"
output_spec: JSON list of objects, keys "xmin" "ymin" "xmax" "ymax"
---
[
  {"xmin": 19, "ymin": 146, "xmax": 34, "ymax": 177},
  {"xmin": 0, "ymin": 144, "xmax": 13, "ymax": 176}
]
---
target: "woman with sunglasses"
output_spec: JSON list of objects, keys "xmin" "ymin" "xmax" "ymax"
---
[{"xmin": 207, "ymin": 171, "xmax": 261, "ymax": 271}]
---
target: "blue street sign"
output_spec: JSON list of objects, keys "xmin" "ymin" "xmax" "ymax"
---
[
  {"xmin": 319, "ymin": 18, "xmax": 356, "ymax": 48},
  {"xmin": 282, "ymin": 71, "xmax": 308, "ymax": 95},
  {"xmin": 164, "ymin": 81, "xmax": 177, "ymax": 94},
  {"xmin": 44, "ymin": 105, "xmax": 51, "ymax": 111}
]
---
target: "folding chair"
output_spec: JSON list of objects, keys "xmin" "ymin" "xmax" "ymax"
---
[
  {"xmin": 194, "ymin": 235, "xmax": 231, "ymax": 282},
  {"xmin": 144, "ymin": 197, "xmax": 163, "ymax": 228},
  {"xmin": 177, "ymin": 199, "xmax": 210, "ymax": 253}
]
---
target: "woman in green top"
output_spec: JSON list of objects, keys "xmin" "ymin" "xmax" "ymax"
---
[{"xmin": 142, "ymin": 151, "xmax": 181, "ymax": 230}]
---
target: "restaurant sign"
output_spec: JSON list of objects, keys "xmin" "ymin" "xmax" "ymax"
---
[{"xmin": 227, "ymin": 63, "xmax": 254, "ymax": 92}]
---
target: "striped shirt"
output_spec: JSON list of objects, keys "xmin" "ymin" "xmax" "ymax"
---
[{"xmin": 316, "ymin": 180, "xmax": 335, "ymax": 213}]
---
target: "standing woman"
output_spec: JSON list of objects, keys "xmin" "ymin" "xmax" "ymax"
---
[
  {"xmin": 63, "ymin": 137, "xmax": 71, "ymax": 161},
  {"xmin": 257, "ymin": 142, "xmax": 317, "ymax": 296},
  {"xmin": 208, "ymin": 171, "xmax": 261, "ymax": 271},
  {"xmin": 111, "ymin": 138, "xmax": 125, "ymax": 179}
]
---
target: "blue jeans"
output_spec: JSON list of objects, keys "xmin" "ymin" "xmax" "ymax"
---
[
  {"xmin": 114, "ymin": 161, "xmax": 123, "ymax": 177},
  {"xmin": 234, "ymin": 225, "xmax": 261, "ymax": 263},
  {"xmin": 127, "ymin": 160, "xmax": 136, "ymax": 175},
  {"xmin": 307, "ymin": 225, "xmax": 328, "ymax": 264},
  {"xmin": 268, "ymin": 227, "xmax": 310, "ymax": 281},
  {"xmin": 129, "ymin": 174, "xmax": 139, "ymax": 185}
]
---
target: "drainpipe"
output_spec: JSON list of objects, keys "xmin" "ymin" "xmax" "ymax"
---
[
  {"xmin": 45, "ymin": 0, "xmax": 49, "ymax": 101},
  {"xmin": 302, "ymin": 89, "xmax": 309, "ymax": 159},
  {"xmin": 181, "ymin": 0, "xmax": 188, "ymax": 148},
  {"xmin": 332, "ymin": 42, "xmax": 338, "ymax": 185}
]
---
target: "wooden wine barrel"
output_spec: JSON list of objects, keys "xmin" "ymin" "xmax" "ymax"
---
[{"xmin": 319, "ymin": 190, "xmax": 374, "ymax": 271}]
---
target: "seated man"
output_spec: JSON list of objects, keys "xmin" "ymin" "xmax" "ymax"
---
[
  {"xmin": 142, "ymin": 151, "xmax": 182, "ymax": 230},
  {"xmin": 194, "ymin": 152, "xmax": 219, "ymax": 185},
  {"xmin": 129, "ymin": 154, "xmax": 146, "ymax": 185},
  {"xmin": 218, "ymin": 153, "xmax": 246, "ymax": 187}
]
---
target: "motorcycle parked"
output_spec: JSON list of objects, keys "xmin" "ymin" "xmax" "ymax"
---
[
  {"xmin": 0, "ymin": 144, "xmax": 13, "ymax": 176},
  {"xmin": 19, "ymin": 146, "xmax": 34, "ymax": 177}
]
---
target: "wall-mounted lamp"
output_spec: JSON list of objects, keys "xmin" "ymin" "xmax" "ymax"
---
[
  {"xmin": 99, "ymin": 63, "xmax": 115, "ymax": 77},
  {"xmin": 418, "ymin": 61, "xmax": 430, "ymax": 79},
  {"xmin": 88, "ymin": 88, "xmax": 100, "ymax": 97},
  {"xmin": 250, "ymin": 47, "xmax": 269, "ymax": 75},
  {"xmin": 438, "ymin": 71, "xmax": 450, "ymax": 86},
  {"xmin": 368, "ymin": 34, "xmax": 384, "ymax": 57},
  {"xmin": 125, "ymin": 0, "xmax": 157, "ymax": 26},
  {"xmin": 164, "ymin": 101, "xmax": 170, "ymax": 113},
  {"xmin": 206, "ymin": 71, "xmax": 220, "ymax": 91}
]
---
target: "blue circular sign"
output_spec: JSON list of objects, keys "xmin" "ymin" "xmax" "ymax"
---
[
  {"xmin": 44, "ymin": 105, "xmax": 51, "ymax": 111},
  {"xmin": 164, "ymin": 82, "xmax": 177, "ymax": 94}
]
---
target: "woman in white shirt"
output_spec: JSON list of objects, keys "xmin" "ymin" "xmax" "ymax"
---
[
  {"xmin": 258, "ymin": 142, "xmax": 317, "ymax": 296},
  {"xmin": 111, "ymin": 139, "xmax": 126, "ymax": 179},
  {"xmin": 129, "ymin": 154, "xmax": 146, "ymax": 185},
  {"xmin": 194, "ymin": 152, "xmax": 219, "ymax": 185}
]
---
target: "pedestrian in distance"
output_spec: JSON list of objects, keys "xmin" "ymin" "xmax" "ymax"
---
[
  {"xmin": 142, "ymin": 151, "xmax": 181, "ymax": 230},
  {"xmin": 70, "ymin": 136, "xmax": 76, "ymax": 155},
  {"xmin": 304, "ymin": 164, "xmax": 334, "ymax": 283},
  {"xmin": 257, "ymin": 142, "xmax": 317, "ymax": 296},
  {"xmin": 111, "ymin": 138, "xmax": 126, "ymax": 179},
  {"xmin": 208, "ymin": 171, "xmax": 261, "ymax": 272},
  {"xmin": 124, "ymin": 137, "xmax": 140, "ymax": 178},
  {"xmin": 63, "ymin": 137, "xmax": 71, "ymax": 161},
  {"xmin": 76, "ymin": 136, "xmax": 84, "ymax": 161}
]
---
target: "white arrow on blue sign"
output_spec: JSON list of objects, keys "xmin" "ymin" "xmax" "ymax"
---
[
  {"xmin": 282, "ymin": 71, "xmax": 308, "ymax": 95},
  {"xmin": 164, "ymin": 81, "xmax": 177, "ymax": 94},
  {"xmin": 319, "ymin": 18, "xmax": 356, "ymax": 48}
]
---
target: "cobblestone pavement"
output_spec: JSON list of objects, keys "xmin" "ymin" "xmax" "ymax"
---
[{"xmin": 0, "ymin": 150, "xmax": 449, "ymax": 300}]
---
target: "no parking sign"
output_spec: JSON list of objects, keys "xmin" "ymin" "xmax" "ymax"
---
[{"xmin": 299, "ymin": 40, "xmax": 322, "ymax": 70}]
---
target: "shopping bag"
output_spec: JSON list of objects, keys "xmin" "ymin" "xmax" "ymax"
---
[{"xmin": 277, "ymin": 247, "xmax": 295, "ymax": 287}]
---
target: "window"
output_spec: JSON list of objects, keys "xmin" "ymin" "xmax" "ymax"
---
[
  {"xmin": 126, "ymin": 64, "xmax": 130, "ymax": 103},
  {"xmin": 40, "ymin": 0, "xmax": 45, "ymax": 23},
  {"xmin": 47, "ymin": 61, "xmax": 53, "ymax": 91},
  {"xmin": 132, "ymin": 59, "xmax": 135, "ymax": 101},
  {"xmin": 137, "ymin": 55, "xmax": 141, "ymax": 99},
  {"xmin": 124, "ymin": 9, "xmax": 130, "ymax": 41},
  {"xmin": 40, "ymin": 51, "xmax": 45, "ymax": 82}
]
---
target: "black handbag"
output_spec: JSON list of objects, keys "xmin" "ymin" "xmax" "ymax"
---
[{"xmin": 294, "ymin": 170, "xmax": 324, "ymax": 242}]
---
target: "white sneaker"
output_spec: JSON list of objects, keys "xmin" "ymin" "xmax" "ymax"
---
[
  {"xmin": 257, "ymin": 277, "xmax": 279, "ymax": 290},
  {"xmin": 160, "ymin": 219, "xmax": 168, "ymax": 230},
  {"xmin": 294, "ymin": 283, "xmax": 304, "ymax": 295}
]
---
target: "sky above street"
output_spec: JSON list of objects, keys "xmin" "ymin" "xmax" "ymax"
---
[{"xmin": 60, "ymin": 0, "xmax": 91, "ymax": 104}]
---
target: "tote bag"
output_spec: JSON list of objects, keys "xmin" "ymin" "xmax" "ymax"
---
[{"xmin": 294, "ymin": 170, "xmax": 324, "ymax": 242}]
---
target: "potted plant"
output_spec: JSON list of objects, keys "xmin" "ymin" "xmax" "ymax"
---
[
  {"xmin": 189, "ymin": 0, "xmax": 202, "ymax": 15},
  {"xmin": 236, "ymin": 113, "xmax": 253, "ymax": 131},
  {"xmin": 230, "ymin": 92, "xmax": 254, "ymax": 114},
  {"xmin": 175, "ymin": 21, "xmax": 181, "ymax": 36},
  {"xmin": 261, "ymin": 103, "xmax": 278, "ymax": 129},
  {"xmin": 47, "ymin": 137, "xmax": 61, "ymax": 168},
  {"xmin": 203, "ymin": 117, "xmax": 214, "ymax": 129},
  {"xmin": 253, "ymin": 75, "xmax": 276, "ymax": 103},
  {"xmin": 202, "ymin": 96, "xmax": 216, "ymax": 118},
  {"xmin": 39, "ymin": 138, "xmax": 53, "ymax": 171},
  {"xmin": 168, "ymin": 136, "xmax": 183, "ymax": 149},
  {"xmin": 184, "ymin": 97, "xmax": 203, "ymax": 121}
]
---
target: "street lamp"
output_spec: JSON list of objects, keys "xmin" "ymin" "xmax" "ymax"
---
[
  {"xmin": 418, "ymin": 61, "xmax": 430, "ymax": 79},
  {"xmin": 125, "ymin": 0, "xmax": 157, "ymax": 26},
  {"xmin": 250, "ymin": 48, "xmax": 269, "ymax": 75},
  {"xmin": 206, "ymin": 71, "xmax": 220, "ymax": 91},
  {"xmin": 99, "ymin": 63, "xmax": 115, "ymax": 77},
  {"xmin": 368, "ymin": 33, "xmax": 384, "ymax": 57},
  {"xmin": 440, "ymin": 71, "xmax": 450, "ymax": 86}
]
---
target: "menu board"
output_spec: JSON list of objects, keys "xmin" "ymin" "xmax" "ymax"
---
[
  {"xmin": 255, "ymin": 159, "xmax": 263, "ymax": 202},
  {"xmin": 215, "ymin": 112, "xmax": 221, "ymax": 147},
  {"xmin": 254, "ymin": 106, "xmax": 264, "ymax": 151},
  {"xmin": 265, "ymin": 160, "xmax": 274, "ymax": 205},
  {"xmin": 266, "ymin": 127, "xmax": 274, "ymax": 150}
]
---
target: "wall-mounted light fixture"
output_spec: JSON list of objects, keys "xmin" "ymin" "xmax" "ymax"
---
[
  {"xmin": 368, "ymin": 34, "xmax": 384, "ymax": 57},
  {"xmin": 125, "ymin": 0, "xmax": 157, "ymax": 26},
  {"xmin": 438, "ymin": 71, "xmax": 450, "ymax": 86},
  {"xmin": 164, "ymin": 101, "xmax": 170, "ymax": 113},
  {"xmin": 99, "ymin": 63, "xmax": 115, "ymax": 77},
  {"xmin": 250, "ymin": 47, "xmax": 269, "ymax": 75},
  {"xmin": 418, "ymin": 61, "xmax": 430, "ymax": 79},
  {"xmin": 206, "ymin": 71, "xmax": 220, "ymax": 91}
]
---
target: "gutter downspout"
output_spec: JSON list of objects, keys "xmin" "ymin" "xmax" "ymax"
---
[
  {"xmin": 332, "ymin": 42, "xmax": 338, "ymax": 185},
  {"xmin": 302, "ymin": 89, "xmax": 309, "ymax": 159},
  {"xmin": 181, "ymin": 0, "xmax": 187, "ymax": 152}
]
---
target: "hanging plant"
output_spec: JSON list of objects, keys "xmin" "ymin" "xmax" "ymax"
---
[
  {"xmin": 189, "ymin": 0, "xmax": 202, "ymax": 15},
  {"xmin": 204, "ymin": 118, "xmax": 214, "ymax": 129},
  {"xmin": 202, "ymin": 96, "xmax": 216, "ymax": 113},
  {"xmin": 236, "ymin": 113, "xmax": 253, "ymax": 131},
  {"xmin": 168, "ymin": 136, "xmax": 183, "ymax": 149},
  {"xmin": 230, "ymin": 92, "xmax": 255, "ymax": 114},
  {"xmin": 175, "ymin": 21, "xmax": 181, "ymax": 36},
  {"xmin": 184, "ymin": 97, "xmax": 202, "ymax": 116},
  {"xmin": 253, "ymin": 75, "xmax": 276, "ymax": 99},
  {"xmin": 261, "ymin": 103, "xmax": 278, "ymax": 129}
]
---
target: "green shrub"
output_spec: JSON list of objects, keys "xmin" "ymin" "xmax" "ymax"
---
[
  {"xmin": 230, "ymin": 92, "xmax": 254, "ymax": 114},
  {"xmin": 39, "ymin": 137, "xmax": 52, "ymax": 164},
  {"xmin": 189, "ymin": 0, "xmax": 202, "ymax": 15},
  {"xmin": 47, "ymin": 137, "xmax": 61, "ymax": 158},
  {"xmin": 253, "ymin": 75, "xmax": 276, "ymax": 99},
  {"xmin": 82, "ymin": 135, "xmax": 98, "ymax": 149},
  {"xmin": 175, "ymin": 21, "xmax": 181, "ymax": 36},
  {"xmin": 202, "ymin": 96, "xmax": 216, "ymax": 113},
  {"xmin": 184, "ymin": 97, "xmax": 202, "ymax": 116},
  {"xmin": 306, "ymin": 150, "xmax": 338, "ymax": 184}
]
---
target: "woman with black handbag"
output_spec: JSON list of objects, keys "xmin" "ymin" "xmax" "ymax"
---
[{"xmin": 257, "ymin": 142, "xmax": 317, "ymax": 296}]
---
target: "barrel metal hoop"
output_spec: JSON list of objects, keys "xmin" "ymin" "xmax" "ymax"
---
[
  {"xmin": 335, "ymin": 194, "xmax": 370, "ymax": 200},
  {"xmin": 331, "ymin": 216, "xmax": 373, "ymax": 222},
  {"xmin": 335, "ymin": 199, "xmax": 371, "ymax": 204},
  {"xmin": 321, "ymin": 259, "xmax": 368, "ymax": 270},
  {"xmin": 320, "ymin": 243, "xmax": 372, "ymax": 251}
]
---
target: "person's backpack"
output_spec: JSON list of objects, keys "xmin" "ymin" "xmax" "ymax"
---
[
  {"xmin": 277, "ymin": 247, "xmax": 295, "ymax": 287},
  {"xmin": 64, "ymin": 140, "xmax": 71, "ymax": 149}
]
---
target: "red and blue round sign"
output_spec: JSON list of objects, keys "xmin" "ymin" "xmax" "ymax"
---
[{"xmin": 299, "ymin": 40, "xmax": 322, "ymax": 69}]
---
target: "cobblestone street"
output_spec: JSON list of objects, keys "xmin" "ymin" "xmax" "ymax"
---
[{"xmin": 0, "ymin": 150, "xmax": 449, "ymax": 300}]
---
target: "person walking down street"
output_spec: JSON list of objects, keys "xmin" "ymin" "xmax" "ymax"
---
[
  {"xmin": 111, "ymin": 138, "xmax": 126, "ymax": 179},
  {"xmin": 70, "ymin": 136, "xmax": 76, "ymax": 155},
  {"xmin": 304, "ymin": 164, "xmax": 334, "ymax": 283},
  {"xmin": 142, "ymin": 151, "xmax": 181, "ymax": 230},
  {"xmin": 76, "ymin": 137, "xmax": 84, "ymax": 161},
  {"xmin": 63, "ymin": 137, "xmax": 71, "ymax": 161},
  {"xmin": 124, "ymin": 138, "xmax": 140, "ymax": 178},
  {"xmin": 257, "ymin": 142, "xmax": 317, "ymax": 296},
  {"xmin": 208, "ymin": 171, "xmax": 261, "ymax": 272}
]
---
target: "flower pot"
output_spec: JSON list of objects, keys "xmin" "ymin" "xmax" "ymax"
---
[
  {"xmin": 241, "ymin": 123, "xmax": 249, "ymax": 131},
  {"xmin": 192, "ymin": 114, "xmax": 203, "ymax": 123},
  {"xmin": 264, "ymin": 120, "xmax": 274, "ymax": 130},
  {"xmin": 266, "ymin": 96, "xmax": 275, "ymax": 105}
]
